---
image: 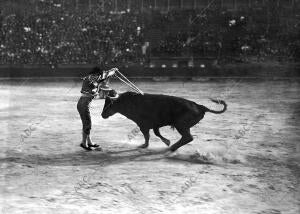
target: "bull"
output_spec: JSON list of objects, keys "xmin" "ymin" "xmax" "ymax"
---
[{"xmin": 101, "ymin": 92, "xmax": 227, "ymax": 152}]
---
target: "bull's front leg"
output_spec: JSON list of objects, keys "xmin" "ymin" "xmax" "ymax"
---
[{"xmin": 139, "ymin": 128, "xmax": 150, "ymax": 148}]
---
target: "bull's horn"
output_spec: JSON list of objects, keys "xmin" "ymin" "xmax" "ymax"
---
[{"xmin": 108, "ymin": 93, "xmax": 119, "ymax": 100}]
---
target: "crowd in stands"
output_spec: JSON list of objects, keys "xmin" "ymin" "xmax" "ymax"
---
[
  {"xmin": 0, "ymin": 5, "xmax": 146, "ymax": 65},
  {"xmin": 0, "ymin": 1, "xmax": 299, "ymax": 65}
]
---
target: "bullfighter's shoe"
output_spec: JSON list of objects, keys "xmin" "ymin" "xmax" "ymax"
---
[
  {"xmin": 80, "ymin": 143, "xmax": 92, "ymax": 151},
  {"xmin": 88, "ymin": 143, "xmax": 100, "ymax": 148},
  {"xmin": 87, "ymin": 135, "xmax": 100, "ymax": 148}
]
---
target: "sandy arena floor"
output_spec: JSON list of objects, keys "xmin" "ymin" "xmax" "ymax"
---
[{"xmin": 1, "ymin": 79, "xmax": 299, "ymax": 214}]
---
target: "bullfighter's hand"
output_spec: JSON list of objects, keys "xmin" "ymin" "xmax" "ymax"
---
[{"xmin": 103, "ymin": 68, "xmax": 118, "ymax": 79}]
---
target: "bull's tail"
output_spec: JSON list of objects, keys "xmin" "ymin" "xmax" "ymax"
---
[{"xmin": 204, "ymin": 99, "xmax": 227, "ymax": 114}]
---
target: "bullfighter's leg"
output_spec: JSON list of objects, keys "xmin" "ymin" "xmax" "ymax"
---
[
  {"xmin": 153, "ymin": 128, "xmax": 170, "ymax": 146},
  {"xmin": 77, "ymin": 97, "xmax": 93, "ymax": 151},
  {"xmin": 139, "ymin": 128, "xmax": 150, "ymax": 148},
  {"xmin": 81, "ymin": 132, "xmax": 88, "ymax": 147},
  {"xmin": 169, "ymin": 128, "xmax": 193, "ymax": 152}
]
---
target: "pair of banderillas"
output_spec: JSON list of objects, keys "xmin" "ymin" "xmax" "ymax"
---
[{"xmin": 109, "ymin": 68, "xmax": 144, "ymax": 95}]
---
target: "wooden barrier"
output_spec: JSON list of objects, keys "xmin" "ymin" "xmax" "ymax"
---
[{"xmin": 0, "ymin": 63, "xmax": 299, "ymax": 79}]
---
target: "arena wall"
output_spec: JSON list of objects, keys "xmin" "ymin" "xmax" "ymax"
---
[{"xmin": 0, "ymin": 63, "xmax": 299, "ymax": 80}]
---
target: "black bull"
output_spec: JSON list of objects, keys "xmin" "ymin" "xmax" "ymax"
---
[{"xmin": 101, "ymin": 92, "xmax": 227, "ymax": 152}]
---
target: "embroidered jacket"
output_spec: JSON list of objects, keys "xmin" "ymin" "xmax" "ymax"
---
[
  {"xmin": 80, "ymin": 68, "xmax": 117, "ymax": 96},
  {"xmin": 80, "ymin": 74, "xmax": 104, "ymax": 95}
]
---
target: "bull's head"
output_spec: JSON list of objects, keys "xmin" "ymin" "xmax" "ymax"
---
[{"xmin": 101, "ymin": 94, "xmax": 119, "ymax": 119}]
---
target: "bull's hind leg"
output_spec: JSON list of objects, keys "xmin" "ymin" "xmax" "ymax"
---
[
  {"xmin": 139, "ymin": 128, "xmax": 150, "ymax": 148},
  {"xmin": 170, "ymin": 128, "xmax": 193, "ymax": 152},
  {"xmin": 153, "ymin": 128, "xmax": 170, "ymax": 146},
  {"xmin": 169, "ymin": 112, "xmax": 203, "ymax": 152}
]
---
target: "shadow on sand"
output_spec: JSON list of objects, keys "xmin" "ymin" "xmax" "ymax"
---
[{"xmin": 2, "ymin": 147, "xmax": 213, "ymax": 167}]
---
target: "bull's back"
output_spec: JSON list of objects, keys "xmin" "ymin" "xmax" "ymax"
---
[
  {"xmin": 127, "ymin": 93, "xmax": 199, "ymax": 127},
  {"xmin": 143, "ymin": 93, "xmax": 196, "ymax": 111}
]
